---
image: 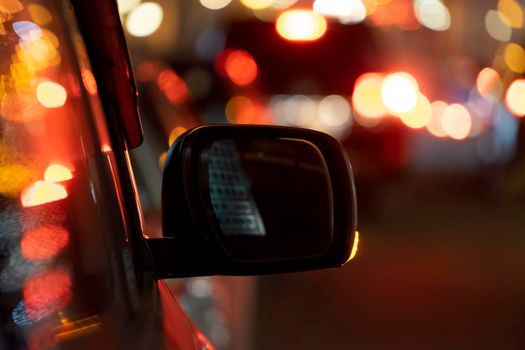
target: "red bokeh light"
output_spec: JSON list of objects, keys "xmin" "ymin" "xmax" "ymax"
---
[
  {"xmin": 223, "ymin": 49, "xmax": 258, "ymax": 86},
  {"xmin": 24, "ymin": 268, "xmax": 72, "ymax": 320},
  {"xmin": 21, "ymin": 225, "xmax": 69, "ymax": 261},
  {"xmin": 157, "ymin": 69, "xmax": 189, "ymax": 104}
]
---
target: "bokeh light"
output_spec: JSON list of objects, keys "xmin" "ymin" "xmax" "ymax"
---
[
  {"xmin": 13, "ymin": 21, "xmax": 43, "ymax": 42},
  {"xmin": 397, "ymin": 92, "xmax": 431, "ymax": 129},
  {"xmin": 381, "ymin": 72, "xmax": 419, "ymax": 114},
  {"xmin": 313, "ymin": 0, "xmax": 366, "ymax": 24},
  {"xmin": 44, "ymin": 164, "xmax": 73, "ymax": 183},
  {"xmin": 271, "ymin": 0, "xmax": 298, "ymax": 9},
  {"xmin": 318, "ymin": 95, "xmax": 351, "ymax": 126},
  {"xmin": 505, "ymin": 79, "xmax": 525, "ymax": 117},
  {"xmin": 36, "ymin": 81, "xmax": 67, "ymax": 108},
  {"xmin": 414, "ymin": 0, "xmax": 451, "ymax": 31},
  {"xmin": 21, "ymin": 225, "xmax": 69, "ymax": 261},
  {"xmin": 168, "ymin": 126, "xmax": 187, "ymax": 146},
  {"xmin": 200, "ymin": 0, "xmax": 232, "ymax": 10},
  {"xmin": 352, "ymin": 73, "xmax": 386, "ymax": 119},
  {"xmin": 503, "ymin": 42, "xmax": 525, "ymax": 73},
  {"xmin": 116, "ymin": 0, "xmax": 141, "ymax": 15},
  {"xmin": 497, "ymin": 0, "xmax": 523, "ymax": 29},
  {"xmin": 81, "ymin": 68, "xmax": 98, "ymax": 95},
  {"xmin": 485, "ymin": 10, "xmax": 512, "ymax": 42},
  {"xmin": 426, "ymin": 100, "xmax": 448, "ymax": 137},
  {"xmin": 441, "ymin": 103, "xmax": 472, "ymax": 140},
  {"xmin": 21, "ymin": 181, "xmax": 68, "ymax": 207},
  {"xmin": 226, "ymin": 96, "xmax": 256, "ymax": 124},
  {"xmin": 240, "ymin": 0, "xmax": 275, "ymax": 10},
  {"xmin": 276, "ymin": 10, "xmax": 327, "ymax": 42},
  {"xmin": 224, "ymin": 49, "xmax": 258, "ymax": 86},
  {"xmin": 27, "ymin": 4, "xmax": 53, "ymax": 25},
  {"xmin": 476, "ymin": 67, "xmax": 502, "ymax": 101},
  {"xmin": 157, "ymin": 69, "xmax": 189, "ymax": 104},
  {"xmin": 24, "ymin": 268, "xmax": 72, "ymax": 320},
  {"xmin": 126, "ymin": 2, "xmax": 164, "ymax": 37}
]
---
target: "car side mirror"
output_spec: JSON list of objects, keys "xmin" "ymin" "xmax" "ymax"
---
[{"xmin": 147, "ymin": 125, "xmax": 358, "ymax": 278}]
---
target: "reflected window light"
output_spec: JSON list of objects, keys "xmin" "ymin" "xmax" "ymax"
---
[
  {"xmin": 240, "ymin": 0, "xmax": 275, "ymax": 10},
  {"xmin": 21, "ymin": 225, "xmax": 69, "ymax": 261},
  {"xmin": 27, "ymin": 4, "xmax": 53, "ymax": 26},
  {"xmin": 168, "ymin": 126, "xmax": 187, "ymax": 146},
  {"xmin": 36, "ymin": 81, "xmax": 67, "ymax": 108},
  {"xmin": 498, "ymin": 0, "xmax": 523, "ymax": 29},
  {"xmin": 505, "ymin": 79, "xmax": 525, "ymax": 117},
  {"xmin": 426, "ymin": 100, "xmax": 448, "ymax": 137},
  {"xmin": 352, "ymin": 73, "xmax": 386, "ymax": 119},
  {"xmin": 44, "ymin": 164, "xmax": 73, "ymax": 183},
  {"xmin": 12, "ymin": 301, "xmax": 33, "ymax": 326},
  {"xmin": 313, "ymin": 0, "xmax": 366, "ymax": 24},
  {"xmin": 476, "ymin": 67, "xmax": 502, "ymax": 101},
  {"xmin": 159, "ymin": 151, "xmax": 167, "ymax": 169},
  {"xmin": 24, "ymin": 268, "xmax": 72, "ymax": 321},
  {"xmin": 397, "ymin": 92, "xmax": 431, "ymax": 129},
  {"xmin": 347, "ymin": 231, "xmax": 359, "ymax": 261},
  {"xmin": 21, "ymin": 181, "xmax": 68, "ymax": 207},
  {"xmin": 224, "ymin": 50, "xmax": 258, "ymax": 86},
  {"xmin": 200, "ymin": 0, "xmax": 232, "ymax": 10},
  {"xmin": 101, "ymin": 144, "xmax": 112, "ymax": 153},
  {"xmin": 276, "ymin": 10, "xmax": 327, "ymax": 42},
  {"xmin": 125, "ymin": 2, "xmax": 164, "ymax": 37},
  {"xmin": 13, "ymin": 21, "xmax": 43, "ymax": 42},
  {"xmin": 503, "ymin": 42, "xmax": 525, "ymax": 74},
  {"xmin": 381, "ymin": 72, "xmax": 418, "ymax": 114},
  {"xmin": 81, "ymin": 68, "xmax": 98, "ymax": 95},
  {"xmin": 319, "ymin": 95, "xmax": 351, "ymax": 126},
  {"xmin": 117, "ymin": 0, "xmax": 141, "ymax": 14},
  {"xmin": 414, "ymin": 0, "xmax": 451, "ymax": 31},
  {"xmin": 442, "ymin": 103, "xmax": 472, "ymax": 140},
  {"xmin": 485, "ymin": 10, "xmax": 512, "ymax": 42}
]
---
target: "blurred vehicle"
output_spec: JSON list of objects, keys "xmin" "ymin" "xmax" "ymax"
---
[{"xmin": 0, "ymin": 0, "xmax": 358, "ymax": 349}]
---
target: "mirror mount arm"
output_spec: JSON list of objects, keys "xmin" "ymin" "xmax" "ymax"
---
[{"xmin": 145, "ymin": 238, "xmax": 212, "ymax": 279}]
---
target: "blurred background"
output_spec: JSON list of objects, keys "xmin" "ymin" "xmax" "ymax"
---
[{"xmin": 119, "ymin": 0, "xmax": 525, "ymax": 348}]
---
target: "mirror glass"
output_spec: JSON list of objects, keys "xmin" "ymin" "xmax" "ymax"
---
[{"xmin": 204, "ymin": 138, "xmax": 333, "ymax": 261}]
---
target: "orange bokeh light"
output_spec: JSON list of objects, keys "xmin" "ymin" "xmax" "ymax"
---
[
  {"xmin": 276, "ymin": 10, "xmax": 327, "ymax": 42},
  {"xmin": 36, "ymin": 81, "xmax": 67, "ymax": 108},
  {"xmin": 157, "ymin": 69, "xmax": 189, "ymax": 104},
  {"xmin": 397, "ymin": 92, "xmax": 431, "ymax": 129},
  {"xmin": 442, "ymin": 103, "xmax": 472, "ymax": 140},
  {"xmin": 352, "ymin": 73, "xmax": 386, "ymax": 119},
  {"xmin": 426, "ymin": 100, "xmax": 448, "ymax": 137},
  {"xmin": 226, "ymin": 95, "xmax": 256, "ymax": 124},
  {"xmin": 24, "ymin": 268, "xmax": 72, "ymax": 320},
  {"xmin": 476, "ymin": 67, "xmax": 502, "ymax": 100},
  {"xmin": 21, "ymin": 180, "xmax": 68, "ymax": 207},
  {"xmin": 224, "ymin": 50, "xmax": 258, "ymax": 86},
  {"xmin": 21, "ymin": 225, "xmax": 69, "ymax": 261},
  {"xmin": 505, "ymin": 79, "xmax": 525, "ymax": 117},
  {"xmin": 81, "ymin": 68, "xmax": 98, "ymax": 95},
  {"xmin": 44, "ymin": 164, "xmax": 73, "ymax": 183}
]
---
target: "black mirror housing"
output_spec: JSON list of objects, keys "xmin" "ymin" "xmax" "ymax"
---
[{"xmin": 148, "ymin": 125, "xmax": 357, "ymax": 278}]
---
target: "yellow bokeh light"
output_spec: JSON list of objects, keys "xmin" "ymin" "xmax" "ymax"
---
[
  {"xmin": 503, "ymin": 42, "xmax": 525, "ymax": 73},
  {"xmin": 498, "ymin": 0, "xmax": 523, "ymax": 28},
  {"xmin": 0, "ymin": 163, "xmax": 37, "ymax": 197},
  {"xmin": 381, "ymin": 72, "xmax": 419, "ymax": 114},
  {"xmin": 126, "ymin": 2, "xmax": 164, "ymax": 37},
  {"xmin": 313, "ymin": 0, "xmax": 366, "ymax": 24},
  {"xmin": 20, "ymin": 180, "xmax": 68, "ymax": 207},
  {"xmin": 276, "ymin": 10, "xmax": 327, "ymax": 42},
  {"xmin": 397, "ymin": 92, "xmax": 431, "ymax": 129},
  {"xmin": 36, "ymin": 81, "xmax": 67, "ymax": 108},
  {"xmin": 168, "ymin": 126, "xmax": 187, "ymax": 146},
  {"xmin": 505, "ymin": 79, "xmax": 525, "ymax": 117},
  {"xmin": 240, "ymin": 0, "xmax": 275, "ymax": 10},
  {"xmin": 485, "ymin": 10, "xmax": 512, "ymax": 42},
  {"xmin": 0, "ymin": 0, "xmax": 23, "ymax": 14},
  {"xmin": 426, "ymin": 100, "xmax": 448, "ymax": 137},
  {"xmin": 476, "ymin": 67, "xmax": 502, "ymax": 100},
  {"xmin": 44, "ymin": 164, "xmax": 73, "ymax": 183},
  {"xmin": 352, "ymin": 73, "xmax": 386, "ymax": 119},
  {"xmin": 200, "ymin": 0, "xmax": 232, "ymax": 10},
  {"xmin": 27, "ymin": 4, "xmax": 53, "ymax": 26},
  {"xmin": 442, "ymin": 103, "xmax": 472, "ymax": 140}
]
